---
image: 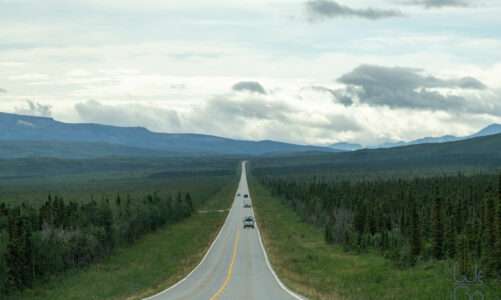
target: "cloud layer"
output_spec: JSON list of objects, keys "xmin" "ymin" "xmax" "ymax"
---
[
  {"xmin": 15, "ymin": 100, "xmax": 52, "ymax": 117},
  {"xmin": 232, "ymin": 81, "xmax": 267, "ymax": 94},
  {"xmin": 74, "ymin": 100, "xmax": 181, "ymax": 132},
  {"xmin": 1, "ymin": 0, "xmax": 500, "ymax": 146},
  {"xmin": 335, "ymin": 65, "xmax": 488, "ymax": 112},
  {"xmin": 405, "ymin": 0, "xmax": 470, "ymax": 8},
  {"xmin": 306, "ymin": 0, "xmax": 404, "ymax": 21}
]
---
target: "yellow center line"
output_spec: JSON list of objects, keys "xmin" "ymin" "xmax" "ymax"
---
[{"xmin": 209, "ymin": 228, "xmax": 241, "ymax": 300}]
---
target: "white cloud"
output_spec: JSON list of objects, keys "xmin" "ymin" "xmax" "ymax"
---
[
  {"xmin": 74, "ymin": 100, "xmax": 181, "ymax": 132},
  {"xmin": 15, "ymin": 100, "xmax": 52, "ymax": 117},
  {"xmin": 1, "ymin": 0, "xmax": 501, "ymax": 146},
  {"xmin": 8, "ymin": 73, "xmax": 49, "ymax": 81}
]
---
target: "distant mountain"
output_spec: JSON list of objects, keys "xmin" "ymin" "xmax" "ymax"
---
[
  {"xmin": 330, "ymin": 142, "xmax": 363, "ymax": 151},
  {"xmin": 408, "ymin": 135, "xmax": 461, "ymax": 145},
  {"xmin": 376, "ymin": 135, "xmax": 462, "ymax": 149},
  {"xmin": 0, "ymin": 112, "xmax": 337, "ymax": 158},
  {"xmin": 365, "ymin": 123, "xmax": 501, "ymax": 149},
  {"xmin": 253, "ymin": 132, "xmax": 501, "ymax": 174},
  {"xmin": 470, "ymin": 124, "xmax": 501, "ymax": 138}
]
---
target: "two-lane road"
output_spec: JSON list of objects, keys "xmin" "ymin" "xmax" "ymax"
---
[{"xmin": 145, "ymin": 162, "xmax": 303, "ymax": 300}]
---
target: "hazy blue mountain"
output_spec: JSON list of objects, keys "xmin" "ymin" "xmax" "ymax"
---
[
  {"xmin": 330, "ymin": 142, "xmax": 363, "ymax": 151},
  {"xmin": 0, "ymin": 112, "xmax": 337, "ymax": 157},
  {"xmin": 252, "ymin": 132, "xmax": 501, "ymax": 175},
  {"xmin": 366, "ymin": 124, "xmax": 501, "ymax": 149},
  {"xmin": 367, "ymin": 141, "xmax": 406, "ymax": 149},
  {"xmin": 408, "ymin": 135, "xmax": 461, "ymax": 145},
  {"xmin": 469, "ymin": 124, "xmax": 501, "ymax": 138}
]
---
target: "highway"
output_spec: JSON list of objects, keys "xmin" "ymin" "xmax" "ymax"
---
[{"xmin": 145, "ymin": 161, "xmax": 304, "ymax": 300}]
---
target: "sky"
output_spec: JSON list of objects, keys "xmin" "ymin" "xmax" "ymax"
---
[{"xmin": 1, "ymin": 0, "xmax": 500, "ymax": 146}]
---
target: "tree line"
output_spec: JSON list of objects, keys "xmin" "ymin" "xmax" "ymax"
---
[
  {"xmin": 0, "ymin": 191, "xmax": 194, "ymax": 295},
  {"xmin": 261, "ymin": 173, "xmax": 501, "ymax": 277}
]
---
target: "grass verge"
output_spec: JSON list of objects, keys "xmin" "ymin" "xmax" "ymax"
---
[
  {"xmin": 10, "ymin": 177, "xmax": 236, "ymax": 300},
  {"xmin": 250, "ymin": 177, "xmax": 501, "ymax": 300}
]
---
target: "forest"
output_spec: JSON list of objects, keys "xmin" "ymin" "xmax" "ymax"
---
[
  {"xmin": 260, "ymin": 173, "xmax": 501, "ymax": 277},
  {"xmin": 0, "ymin": 191, "xmax": 195, "ymax": 295}
]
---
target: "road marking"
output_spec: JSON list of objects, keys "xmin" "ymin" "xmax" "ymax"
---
[
  {"xmin": 245, "ymin": 163, "xmax": 305, "ymax": 299},
  {"xmin": 209, "ymin": 228, "xmax": 241, "ymax": 300},
  {"xmin": 254, "ymin": 221, "xmax": 305, "ymax": 300}
]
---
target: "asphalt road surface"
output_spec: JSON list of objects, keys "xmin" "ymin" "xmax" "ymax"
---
[{"xmin": 145, "ymin": 162, "xmax": 304, "ymax": 300}]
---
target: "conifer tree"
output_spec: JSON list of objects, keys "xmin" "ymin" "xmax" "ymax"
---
[
  {"xmin": 5, "ymin": 212, "xmax": 33, "ymax": 289},
  {"xmin": 457, "ymin": 234, "xmax": 471, "ymax": 276},
  {"xmin": 185, "ymin": 192, "xmax": 194, "ymax": 213},
  {"xmin": 410, "ymin": 194, "xmax": 421, "ymax": 259},
  {"xmin": 484, "ymin": 189, "xmax": 497, "ymax": 275},
  {"xmin": 495, "ymin": 175, "xmax": 501, "ymax": 274},
  {"xmin": 445, "ymin": 215, "xmax": 456, "ymax": 259},
  {"xmin": 432, "ymin": 195, "xmax": 444, "ymax": 260}
]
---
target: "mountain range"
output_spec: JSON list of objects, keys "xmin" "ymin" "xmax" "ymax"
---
[
  {"xmin": 0, "ymin": 112, "xmax": 337, "ymax": 158},
  {"xmin": 255, "ymin": 131, "xmax": 501, "ymax": 175},
  {"xmin": 1, "ymin": 111, "xmax": 501, "ymax": 159},
  {"xmin": 331, "ymin": 124, "xmax": 501, "ymax": 151}
]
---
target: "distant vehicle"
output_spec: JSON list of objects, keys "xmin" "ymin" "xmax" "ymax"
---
[
  {"xmin": 243, "ymin": 194, "xmax": 249, "ymax": 198},
  {"xmin": 243, "ymin": 203, "xmax": 251, "ymax": 208},
  {"xmin": 237, "ymin": 193, "xmax": 241, "ymax": 197},
  {"xmin": 243, "ymin": 216, "xmax": 255, "ymax": 229}
]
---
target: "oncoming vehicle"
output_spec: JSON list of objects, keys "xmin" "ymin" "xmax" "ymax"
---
[
  {"xmin": 243, "ymin": 203, "xmax": 251, "ymax": 208},
  {"xmin": 243, "ymin": 194, "xmax": 249, "ymax": 198},
  {"xmin": 243, "ymin": 216, "xmax": 255, "ymax": 229}
]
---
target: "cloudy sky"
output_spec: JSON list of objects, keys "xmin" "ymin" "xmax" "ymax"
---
[{"xmin": 1, "ymin": 0, "xmax": 500, "ymax": 146}]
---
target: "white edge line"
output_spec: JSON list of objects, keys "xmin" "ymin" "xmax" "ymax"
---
[
  {"xmin": 142, "ymin": 193, "xmax": 236, "ymax": 300},
  {"xmin": 246, "ymin": 170, "xmax": 306, "ymax": 299},
  {"xmin": 254, "ymin": 216, "xmax": 306, "ymax": 300}
]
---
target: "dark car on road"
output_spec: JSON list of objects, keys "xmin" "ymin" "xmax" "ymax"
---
[
  {"xmin": 243, "ymin": 203, "xmax": 251, "ymax": 208},
  {"xmin": 243, "ymin": 194, "xmax": 249, "ymax": 198},
  {"xmin": 243, "ymin": 216, "xmax": 255, "ymax": 229}
]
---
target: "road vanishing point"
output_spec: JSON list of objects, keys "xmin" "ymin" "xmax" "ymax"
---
[{"xmin": 145, "ymin": 162, "xmax": 304, "ymax": 300}]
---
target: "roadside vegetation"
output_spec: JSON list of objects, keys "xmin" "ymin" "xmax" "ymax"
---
[
  {"xmin": 250, "ymin": 175, "xmax": 501, "ymax": 299},
  {"xmin": 0, "ymin": 158, "xmax": 238, "ymax": 299}
]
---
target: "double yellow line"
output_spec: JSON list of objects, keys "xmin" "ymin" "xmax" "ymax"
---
[{"xmin": 209, "ymin": 229, "xmax": 241, "ymax": 300}]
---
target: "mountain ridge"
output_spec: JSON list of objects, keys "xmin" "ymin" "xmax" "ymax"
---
[
  {"xmin": 358, "ymin": 123, "xmax": 501, "ymax": 149},
  {"xmin": 0, "ymin": 112, "xmax": 338, "ymax": 157}
]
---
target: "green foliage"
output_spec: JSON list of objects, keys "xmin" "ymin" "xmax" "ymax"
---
[
  {"xmin": 0, "ymin": 190, "xmax": 195, "ymax": 296},
  {"xmin": 431, "ymin": 195, "xmax": 444, "ymax": 260},
  {"xmin": 259, "ymin": 172, "xmax": 501, "ymax": 277},
  {"xmin": 409, "ymin": 196, "xmax": 421, "ymax": 262},
  {"xmin": 0, "ymin": 154, "xmax": 239, "ymax": 297},
  {"xmin": 4, "ymin": 176, "xmax": 235, "ymax": 300},
  {"xmin": 251, "ymin": 176, "xmax": 501, "ymax": 299}
]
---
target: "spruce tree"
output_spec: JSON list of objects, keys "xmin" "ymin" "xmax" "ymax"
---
[
  {"xmin": 445, "ymin": 217, "xmax": 456, "ymax": 259},
  {"xmin": 495, "ymin": 175, "xmax": 501, "ymax": 274},
  {"xmin": 410, "ymin": 194, "xmax": 422, "ymax": 259},
  {"xmin": 5, "ymin": 212, "xmax": 33, "ymax": 289},
  {"xmin": 457, "ymin": 234, "xmax": 471, "ymax": 276},
  {"xmin": 432, "ymin": 195, "xmax": 444, "ymax": 260},
  {"xmin": 484, "ymin": 189, "xmax": 497, "ymax": 275},
  {"xmin": 185, "ymin": 193, "xmax": 194, "ymax": 213}
]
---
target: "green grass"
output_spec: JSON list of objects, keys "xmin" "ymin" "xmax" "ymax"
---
[
  {"xmin": 250, "ymin": 177, "xmax": 501, "ymax": 300},
  {"xmin": 8, "ymin": 176, "xmax": 237, "ymax": 300}
]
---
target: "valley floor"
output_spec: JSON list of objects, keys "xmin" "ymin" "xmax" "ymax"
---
[
  {"xmin": 6, "ymin": 181, "xmax": 235, "ymax": 300},
  {"xmin": 250, "ymin": 177, "xmax": 501, "ymax": 300}
]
